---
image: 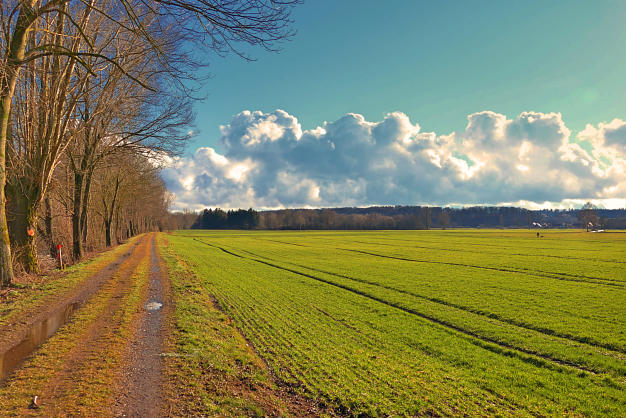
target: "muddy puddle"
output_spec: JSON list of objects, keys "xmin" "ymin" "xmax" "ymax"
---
[
  {"xmin": 145, "ymin": 301, "xmax": 162, "ymax": 311},
  {"xmin": 0, "ymin": 302, "xmax": 80, "ymax": 384}
]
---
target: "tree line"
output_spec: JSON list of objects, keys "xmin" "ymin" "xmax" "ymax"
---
[
  {"xmin": 191, "ymin": 208, "xmax": 260, "ymax": 229},
  {"xmin": 176, "ymin": 204, "xmax": 625, "ymax": 231},
  {"xmin": 0, "ymin": 0, "xmax": 297, "ymax": 286}
]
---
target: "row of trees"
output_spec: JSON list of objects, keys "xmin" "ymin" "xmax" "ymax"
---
[
  {"xmin": 259, "ymin": 208, "xmax": 442, "ymax": 230},
  {"xmin": 182, "ymin": 207, "xmax": 445, "ymax": 230},
  {"xmin": 0, "ymin": 0, "xmax": 298, "ymax": 286},
  {"xmin": 180, "ymin": 204, "xmax": 623, "ymax": 231},
  {"xmin": 191, "ymin": 208, "xmax": 260, "ymax": 229}
]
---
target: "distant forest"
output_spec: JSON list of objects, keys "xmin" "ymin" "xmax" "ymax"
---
[{"xmin": 176, "ymin": 206, "xmax": 626, "ymax": 230}]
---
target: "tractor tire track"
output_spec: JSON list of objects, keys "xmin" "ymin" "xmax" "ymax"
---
[
  {"xmin": 365, "ymin": 235, "xmax": 613, "ymax": 253},
  {"xmin": 352, "ymin": 240, "xmax": 626, "ymax": 265},
  {"xmin": 113, "ymin": 235, "xmax": 169, "ymax": 416},
  {"xmin": 0, "ymin": 239, "xmax": 141, "ymax": 356},
  {"xmin": 194, "ymin": 241, "xmax": 610, "ymax": 376},
  {"xmin": 209, "ymin": 241, "xmax": 626, "ymax": 358},
  {"xmin": 32, "ymin": 236, "xmax": 151, "ymax": 414},
  {"xmin": 341, "ymin": 248, "xmax": 624, "ymax": 287},
  {"xmin": 234, "ymin": 247, "xmax": 626, "ymax": 361}
]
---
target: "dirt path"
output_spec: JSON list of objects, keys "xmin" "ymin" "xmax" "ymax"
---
[
  {"xmin": 112, "ymin": 236, "xmax": 169, "ymax": 416},
  {"xmin": 0, "ymin": 239, "xmax": 140, "ymax": 356},
  {"xmin": 0, "ymin": 234, "xmax": 173, "ymax": 416},
  {"xmin": 29, "ymin": 236, "xmax": 152, "ymax": 415},
  {"xmin": 1, "ymin": 233, "xmax": 318, "ymax": 416}
]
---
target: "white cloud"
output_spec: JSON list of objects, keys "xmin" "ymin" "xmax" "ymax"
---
[{"xmin": 162, "ymin": 109, "xmax": 626, "ymax": 210}]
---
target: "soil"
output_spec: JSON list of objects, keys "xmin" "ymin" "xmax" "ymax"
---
[
  {"xmin": 35, "ymin": 238, "xmax": 151, "ymax": 414},
  {"xmin": 112, "ymin": 236, "xmax": 168, "ymax": 416},
  {"xmin": 0, "ymin": 238, "xmax": 140, "ymax": 357},
  {"xmin": 0, "ymin": 233, "xmax": 326, "ymax": 416}
]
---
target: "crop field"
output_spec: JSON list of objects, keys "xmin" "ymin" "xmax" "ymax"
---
[{"xmin": 163, "ymin": 230, "xmax": 626, "ymax": 415}]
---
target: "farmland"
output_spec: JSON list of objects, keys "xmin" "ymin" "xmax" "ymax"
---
[{"xmin": 160, "ymin": 229, "xmax": 626, "ymax": 416}]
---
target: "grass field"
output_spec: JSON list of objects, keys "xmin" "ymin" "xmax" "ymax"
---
[{"xmin": 162, "ymin": 229, "xmax": 626, "ymax": 416}]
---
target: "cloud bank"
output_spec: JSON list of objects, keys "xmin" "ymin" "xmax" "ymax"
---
[{"xmin": 162, "ymin": 109, "xmax": 626, "ymax": 210}]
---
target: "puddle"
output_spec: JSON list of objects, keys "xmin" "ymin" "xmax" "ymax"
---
[
  {"xmin": 145, "ymin": 302, "xmax": 162, "ymax": 311},
  {"xmin": 0, "ymin": 302, "xmax": 80, "ymax": 384}
]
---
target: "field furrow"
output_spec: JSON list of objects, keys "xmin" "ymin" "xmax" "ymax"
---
[
  {"xmin": 228, "ymin": 246, "xmax": 626, "ymax": 375},
  {"xmin": 164, "ymin": 230, "xmax": 625, "ymax": 416}
]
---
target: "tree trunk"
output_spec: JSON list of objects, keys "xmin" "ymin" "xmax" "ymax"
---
[
  {"xmin": 104, "ymin": 220, "xmax": 112, "ymax": 247},
  {"xmin": 44, "ymin": 197, "xmax": 56, "ymax": 257},
  {"xmin": 0, "ymin": 65, "xmax": 19, "ymax": 286},
  {"xmin": 0, "ymin": 93, "xmax": 14, "ymax": 285},
  {"xmin": 0, "ymin": 0, "xmax": 42, "ymax": 285},
  {"xmin": 72, "ymin": 170, "xmax": 84, "ymax": 260},
  {"xmin": 71, "ymin": 155, "xmax": 94, "ymax": 259},
  {"xmin": 7, "ymin": 187, "xmax": 39, "ymax": 274},
  {"xmin": 80, "ymin": 167, "xmax": 93, "ymax": 246}
]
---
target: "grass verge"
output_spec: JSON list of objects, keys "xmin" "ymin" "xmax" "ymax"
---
[
  {"xmin": 0, "ymin": 239, "xmax": 149, "ymax": 415},
  {"xmin": 0, "ymin": 236, "xmax": 140, "ymax": 329},
  {"xmin": 158, "ymin": 234, "xmax": 306, "ymax": 416}
]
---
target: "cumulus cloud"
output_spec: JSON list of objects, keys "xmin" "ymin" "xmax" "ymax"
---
[{"xmin": 162, "ymin": 109, "xmax": 626, "ymax": 210}]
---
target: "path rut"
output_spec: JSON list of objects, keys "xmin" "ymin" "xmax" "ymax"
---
[{"xmin": 113, "ymin": 236, "xmax": 169, "ymax": 416}]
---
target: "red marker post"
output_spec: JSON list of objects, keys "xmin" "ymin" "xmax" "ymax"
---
[{"xmin": 56, "ymin": 244, "xmax": 64, "ymax": 270}]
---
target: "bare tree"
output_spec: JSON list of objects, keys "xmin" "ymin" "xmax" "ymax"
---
[
  {"xmin": 67, "ymin": 18, "xmax": 192, "ymax": 260},
  {"xmin": 438, "ymin": 210, "xmax": 450, "ymax": 229},
  {"xmin": 578, "ymin": 202, "xmax": 598, "ymax": 232},
  {"xmin": 0, "ymin": 0, "xmax": 299, "ymax": 285},
  {"xmin": 419, "ymin": 207, "xmax": 432, "ymax": 230},
  {"xmin": 6, "ymin": 4, "xmax": 99, "ymax": 272},
  {"xmin": 166, "ymin": 209, "xmax": 197, "ymax": 230}
]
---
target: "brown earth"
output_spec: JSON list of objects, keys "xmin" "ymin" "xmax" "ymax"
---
[
  {"xmin": 32, "ymin": 237, "xmax": 151, "ymax": 415},
  {"xmin": 0, "ymin": 239, "xmax": 140, "ymax": 355},
  {"xmin": 0, "ymin": 234, "xmax": 328, "ymax": 416},
  {"xmin": 112, "ymin": 236, "xmax": 168, "ymax": 416}
]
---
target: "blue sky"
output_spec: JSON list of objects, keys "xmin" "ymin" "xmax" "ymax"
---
[
  {"xmin": 164, "ymin": 1, "xmax": 626, "ymax": 210},
  {"xmin": 189, "ymin": 0, "xmax": 626, "ymax": 152}
]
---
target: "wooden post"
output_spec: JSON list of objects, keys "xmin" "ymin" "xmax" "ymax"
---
[{"xmin": 57, "ymin": 244, "xmax": 64, "ymax": 270}]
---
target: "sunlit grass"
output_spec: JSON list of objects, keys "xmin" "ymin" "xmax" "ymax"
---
[
  {"xmin": 158, "ymin": 235, "xmax": 293, "ymax": 416},
  {"xmin": 166, "ymin": 229, "xmax": 625, "ymax": 415}
]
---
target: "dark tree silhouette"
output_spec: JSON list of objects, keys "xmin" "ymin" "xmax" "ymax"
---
[
  {"xmin": 438, "ymin": 210, "xmax": 451, "ymax": 229},
  {"xmin": 578, "ymin": 202, "xmax": 599, "ymax": 232}
]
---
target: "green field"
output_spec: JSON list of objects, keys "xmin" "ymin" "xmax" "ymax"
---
[{"xmin": 162, "ymin": 230, "xmax": 626, "ymax": 415}]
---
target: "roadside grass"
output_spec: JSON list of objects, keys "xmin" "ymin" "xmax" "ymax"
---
[
  {"xmin": 0, "ymin": 236, "xmax": 139, "ymax": 329},
  {"xmin": 0, "ymin": 238, "xmax": 149, "ymax": 415},
  {"xmin": 158, "ymin": 234, "xmax": 301, "ymax": 417},
  {"xmin": 165, "ymin": 229, "xmax": 626, "ymax": 416}
]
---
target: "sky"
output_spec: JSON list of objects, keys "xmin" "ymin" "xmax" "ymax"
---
[{"xmin": 163, "ymin": 0, "xmax": 626, "ymax": 210}]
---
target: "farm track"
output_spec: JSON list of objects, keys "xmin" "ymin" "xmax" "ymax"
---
[
  {"xmin": 0, "ymin": 239, "xmax": 141, "ymax": 355},
  {"xmin": 234, "ymin": 246, "xmax": 626, "ymax": 362},
  {"xmin": 32, "ymin": 238, "xmax": 150, "ymax": 414},
  {"xmin": 194, "ymin": 240, "xmax": 610, "ymax": 375},
  {"xmin": 112, "ymin": 236, "xmax": 168, "ymax": 416},
  {"xmin": 0, "ymin": 234, "xmax": 179, "ymax": 416}
]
